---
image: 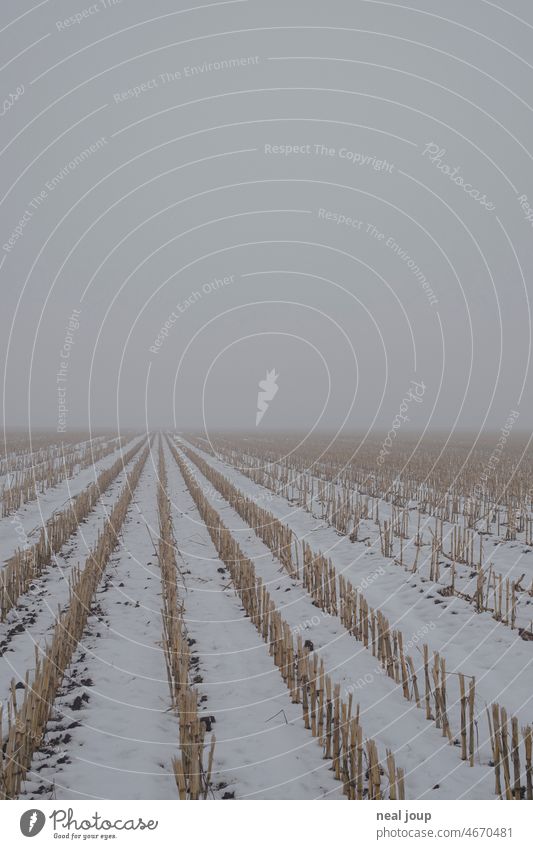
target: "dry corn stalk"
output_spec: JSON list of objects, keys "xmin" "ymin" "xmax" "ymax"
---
[
  {"xmin": 169, "ymin": 436, "xmax": 405, "ymax": 800},
  {"xmin": 0, "ymin": 443, "xmax": 150, "ymax": 799},
  {"xmin": 0, "ymin": 437, "xmax": 145, "ymax": 620},
  {"xmin": 157, "ymin": 440, "xmax": 215, "ymax": 800},
  {"xmin": 179, "ymin": 438, "xmax": 527, "ymax": 793}
]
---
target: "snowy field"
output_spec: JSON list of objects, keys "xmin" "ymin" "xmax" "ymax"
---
[{"xmin": 1, "ymin": 432, "xmax": 532, "ymax": 801}]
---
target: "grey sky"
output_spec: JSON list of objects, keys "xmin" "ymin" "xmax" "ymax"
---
[{"xmin": 1, "ymin": 0, "xmax": 532, "ymax": 438}]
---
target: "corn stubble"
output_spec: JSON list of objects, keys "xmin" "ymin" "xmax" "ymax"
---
[
  {"xmin": 156, "ymin": 440, "xmax": 215, "ymax": 800},
  {"xmin": 168, "ymin": 437, "xmax": 404, "ymax": 800},
  {"xmin": 0, "ymin": 437, "xmax": 145, "ymax": 621},
  {"xmin": 179, "ymin": 435, "xmax": 533, "ymax": 800},
  {"xmin": 3, "ymin": 427, "xmax": 532, "ymax": 801},
  {"xmin": 0, "ymin": 442, "xmax": 150, "ymax": 799},
  {"xmin": 1, "ymin": 435, "xmax": 125, "ymax": 518}
]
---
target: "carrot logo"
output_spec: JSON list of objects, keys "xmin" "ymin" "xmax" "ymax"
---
[
  {"xmin": 20, "ymin": 810, "xmax": 46, "ymax": 837},
  {"xmin": 256, "ymin": 369, "xmax": 279, "ymax": 426}
]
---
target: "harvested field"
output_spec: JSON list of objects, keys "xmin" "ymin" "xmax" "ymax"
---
[{"xmin": 1, "ymin": 431, "xmax": 532, "ymax": 801}]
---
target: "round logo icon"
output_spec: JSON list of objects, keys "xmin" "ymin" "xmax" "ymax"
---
[{"xmin": 20, "ymin": 810, "xmax": 46, "ymax": 837}]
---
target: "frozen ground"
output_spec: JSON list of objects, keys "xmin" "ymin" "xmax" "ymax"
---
[
  {"xmin": 21, "ymin": 451, "xmax": 179, "ymax": 800},
  {"xmin": 177, "ymin": 439, "xmax": 533, "ymax": 788},
  {"xmin": 172, "ymin": 441, "xmax": 495, "ymax": 800},
  {"xmin": 20, "ymin": 442, "xmax": 341, "ymax": 800},
  {"xmin": 163, "ymin": 440, "xmax": 342, "ymax": 800},
  {"xmin": 4, "ymin": 433, "xmax": 528, "ymax": 800},
  {"xmin": 0, "ymin": 437, "xmax": 140, "ymax": 566},
  {"xmin": 0, "ymin": 444, "xmax": 144, "ymax": 711}
]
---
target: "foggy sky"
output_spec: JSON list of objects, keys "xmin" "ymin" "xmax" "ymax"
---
[{"xmin": 1, "ymin": 0, "xmax": 533, "ymax": 441}]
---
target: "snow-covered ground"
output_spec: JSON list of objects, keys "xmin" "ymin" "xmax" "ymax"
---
[
  {"xmin": 172, "ymin": 441, "xmax": 496, "ymax": 800},
  {"xmin": 177, "ymin": 439, "xmax": 533, "ymax": 789},
  {"xmin": 0, "ymin": 437, "xmax": 140, "ymax": 566},
  {"xmin": 218, "ymin": 449, "xmax": 533, "ymax": 628},
  {"xmin": 0, "ymin": 445, "xmax": 144, "ymax": 709},
  {"xmin": 21, "ymin": 453, "xmax": 180, "ymax": 800},
  {"xmin": 5, "ymin": 432, "xmax": 530, "ymax": 800},
  {"xmin": 19, "ymin": 441, "xmax": 341, "ymax": 800},
  {"xmin": 163, "ymin": 440, "xmax": 342, "ymax": 800}
]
